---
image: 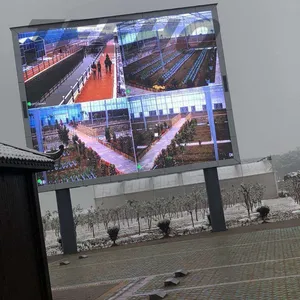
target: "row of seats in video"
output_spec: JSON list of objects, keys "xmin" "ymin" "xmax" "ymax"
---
[
  {"xmin": 140, "ymin": 50, "xmax": 182, "ymax": 80},
  {"xmin": 128, "ymin": 46, "xmax": 175, "ymax": 75},
  {"xmin": 162, "ymin": 49, "xmax": 195, "ymax": 82},
  {"xmin": 183, "ymin": 49, "xmax": 208, "ymax": 84},
  {"xmin": 53, "ymin": 160, "xmax": 78, "ymax": 171},
  {"xmin": 132, "ymin": 56, "xmax": 161, "ymax": 76},
  {"xmin": 124, "ymin": 39, "xmax": 176, "ymax": 66},
  {"xmin": 48, "ymin": 171, "xmax": 97, "ymax": 185},
  {"xmin": 132, "ymin": 48, "xmax": 177, "ymax": 76}
]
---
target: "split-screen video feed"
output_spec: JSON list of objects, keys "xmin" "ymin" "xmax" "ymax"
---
[{"xmin": 18, "ymin": 10, "xmax": 234, "ymax": 185}]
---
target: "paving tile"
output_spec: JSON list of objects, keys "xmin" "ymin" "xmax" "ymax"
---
[{"xmin": 49, "ymin": 225, "xmax": 300, "ymax": 299}]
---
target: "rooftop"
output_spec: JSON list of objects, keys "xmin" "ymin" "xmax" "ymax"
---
[{"xmin": 0, "ymin": 142, "xmax": 54, "ymax": 170}]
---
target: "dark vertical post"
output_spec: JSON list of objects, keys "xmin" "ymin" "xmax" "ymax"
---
[
  {"xmin": 28, "ymin": 173, "xmax": 53, "ymax": 300},
  {"xmin": 56, "ymin": 189, "xmax": 77, "ymax": 254},
  {"xmin": 204, "ymin": 167, "xmax": 226, "ymax": 232}
]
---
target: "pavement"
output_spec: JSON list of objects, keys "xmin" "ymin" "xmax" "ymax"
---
[
  {"xmin": 139, "ymin": 118, "xmax": 186, "ymax": 171},
  {"xmin": 66, "ymin": 125, "xmax": 137, "ymax": 174},
  {"xmin": 50, "ymin": 218, "xmax": 300, "ymax": 299}
]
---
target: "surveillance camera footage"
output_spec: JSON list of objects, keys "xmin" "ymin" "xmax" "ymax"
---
[{"xmin": 17, "ymin": 9, "xmax": 236, "ymax": 186}]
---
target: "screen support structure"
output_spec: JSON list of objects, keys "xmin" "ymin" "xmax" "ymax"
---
[
  {"xmin": 204, "ymin": 167, "xmax": 227, "ymax": 232},
  {"xmin": 56, "ymin": 189, "xmax": 77, "ymax": 254}
]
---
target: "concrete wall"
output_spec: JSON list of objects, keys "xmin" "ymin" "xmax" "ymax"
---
[
  {"xmin": 95, "ymin": 172, "xmax": 278, "ymax": 209},
  {"xmin": 39, "ymin": 185, "xmax": 95, "ymax": 215},
  {"xmin": 39, "ymin": 171, "xmax": 277, "ymax": 214},
  {"xmin": 38, "ymin": 160, "xmax": 277, "ymax": 214}
]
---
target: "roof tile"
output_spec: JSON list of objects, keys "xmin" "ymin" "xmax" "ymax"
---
[{"xmin": 0, "ymin": 142, "xmax": 53, "ymax": 165}]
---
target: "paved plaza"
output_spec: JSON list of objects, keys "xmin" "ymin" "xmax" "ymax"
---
[
  {"xmin": 50, "ymin": 220, "xmax": 300, "ymax": 299},
  {"xmin": 66, "ymin": 125, "xmax": 137, "ymax": 174}
]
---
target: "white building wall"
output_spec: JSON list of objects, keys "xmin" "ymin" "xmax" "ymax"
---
[{"xmin": 95, "ymin": 172, "xmax": 277, "ymax": 210}]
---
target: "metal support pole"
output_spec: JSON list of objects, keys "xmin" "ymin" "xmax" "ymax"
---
[
  {"xmin": 56, "ymin": 189, "xmax": 77, "ymax": 254},
  {"xmin": 204, "ymin": 167, "xmax": 226, "ymax": 232}
]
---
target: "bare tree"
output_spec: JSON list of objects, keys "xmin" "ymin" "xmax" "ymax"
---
[
  {"xmin": 183, "ymin": 195, "xmax": 196, "ymax": 228},
  {"xmin": 285, "ymin": 174, "xmax": 300, "ymax": 204},
  {"xmin": 153, "ymin": 197, "xmax": 168, "ymax": 220},
  {"xmin": 142, "ymin": 200, "xmax": 155, "ymax": 230},
  {"xmin": 240, "ymin": 184, "xmax": 252, "ymax": 219},
  {"xmin": 221, "ymin": 188, "xmax": 230, "ymax": 210},
  {"xmin": 42, "ymin": 210, "xmax": 52, "ymax": 238},
  {"xmin": 127, "ymin": 199, "xmax": 142, "ymax": 235},
  {"xmin": 42, "ymin": 216, "xmax": 48, "ymax": 238},
  {"xmin": 231, "ymin": 186, "xmax": 240, "ymax": 206},
  {"xmin": 122, "ymin": 204, "xmax": 130, "ymax": 228},
  {"xmin": 73, "ymin": 205, "xmax": 83, "ymax": 237},
  {"xmin": 196, "ymin": 186, "xmax": 208, "ymax": 219},
  {"xmin": 94, "ymin": 207, "xmax": 102, "ymax": 229},
  {"xmin": 86, "ymin": 207, "xmax": 96, "ymax": 238},
  {"xmin": 51, "ymin": 211, "xmax": 60, "ymax": 237},
  {"xmin": 239, "ymin": 183, "xmax": 265, "ymax": 219},
  {"xmin": 175, "ymin": 196, "xmax": 185, "ymax": 218},
  {"xmin": 189, "ymin": 188, "xmax": 199, "ymax": 221},
  {"xmin": 222, "ymin": 186, "xmax": 240, "ymax": 210},
  {"xmin": 99, "ymin": 209, "xmax": 110, "ymax": 230},
  {"xmin": 165, "ymin": 196, "xmax": 176, "ymax": 220},
  {"xmin": 251, "ymin": 183, "xmax": 265, "ymax": 207},
  {"xmin": 110, "ymin": 207, "xmax": 121, "ymax": 227}
]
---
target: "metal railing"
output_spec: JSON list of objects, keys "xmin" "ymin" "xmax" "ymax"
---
[
  {"xmin": 23, "ymin": 42, "xmax": 85, "ymax": 81},
  {"xmin": 37, "ymin": 58, "xmax": 84, "ymax": 105}
]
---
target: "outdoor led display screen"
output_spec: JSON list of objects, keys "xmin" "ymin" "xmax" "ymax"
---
[{"xmin": 12, "ymin": 5, "xmax": 240, "ymax": 188}]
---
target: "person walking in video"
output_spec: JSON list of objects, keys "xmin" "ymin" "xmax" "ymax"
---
[
  {"xmin": 108, "ymin": 58, "xmax": 112, "ymax": 73},
  {"xmin": 105, "ymin": 54, "xmax": 111, "ymax": 73},
  {"xmin": 91, "ymin": 62, "xmax": 97, "ymax": 79},
  {"xmin": 97, "ymin": 60, "xmax": 102, "ymax": 78}
]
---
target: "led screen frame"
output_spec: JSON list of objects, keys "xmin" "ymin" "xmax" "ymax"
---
[{"xmin": 11, "ymin": 4, "xmax": 240, "ymax": 192}]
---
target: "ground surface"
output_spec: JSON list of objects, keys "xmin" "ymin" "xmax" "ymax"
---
[{"xmin": 50, "ymin": 219, "xmax": 300, "ymax": 299}]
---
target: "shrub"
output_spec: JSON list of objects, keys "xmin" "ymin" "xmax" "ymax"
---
[
  {"xmin": 107, "ymin": 226, "xmax": 120, "ymax": 246},
  {"xmin": 278, "ymin": 191, "xmax": 289, "ymax": 197},
  {"xmin": 157, "ymin": 219, "xmax": 171, "ymax": 238},
  {"xmin": 256, "ymin": 206, "xmax": 270, "ymax": 223}
]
